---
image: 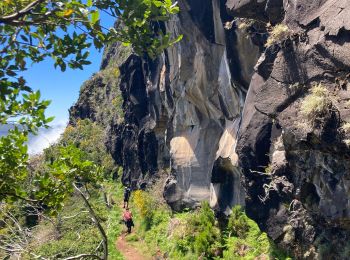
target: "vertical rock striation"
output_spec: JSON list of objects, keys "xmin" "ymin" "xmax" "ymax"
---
[
  {"xmin": 162, "ymin": 0, "xmax": 244, "ymax": 211},
  {"xmin": 70, "ymin": 0, "xmax": 261, "ymax": 212}
]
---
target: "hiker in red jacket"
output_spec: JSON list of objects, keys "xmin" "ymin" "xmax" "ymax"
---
[{"xmin": 123, "ymin": 208, "xmax": 134, "ymax": 233}]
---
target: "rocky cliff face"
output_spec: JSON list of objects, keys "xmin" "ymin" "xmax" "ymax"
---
[
  {"xmin": 72, "ymin": 0, "xmax": 259, "ymax": 212},
  {"xmin": 232, "ymin": 0, "xmax": 350, "ymax": 258},
  {"xmin": 70, "ymin": 0, "xmax": 350, "ymax": 258}
]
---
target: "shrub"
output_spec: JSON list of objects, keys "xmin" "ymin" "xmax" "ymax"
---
[
  {"xmin": 100, "ymin": 67, "xmax": 120, "ymax": 87},
  {"xmin": 227, "ymin": 205, "xmax": 250, "ymax": 238},
  {"xmin": 265, "ymin": 23, "xmax": 292, "ymax": 47},
  {"xmin": 105, "ymin": 182, "xmax": 124, "ymax": 260},
  {"xmin": 26, "ymin": 186, "xmax": 120, "ymax": 258},
  {"xmin": 223, "ymin": 205, "xmax": 291, "ymax": 260},
  {"xmin": 128, "ymin": 184, "xmax": 290, "ymax": 260},
  {"xmin": 132, "ymin": 190, "xmax": 156, "ymax": 230},
  {"xmin": 300, "ymin": 84, "xmax": 331, "ymax": 122},
  {"xmin": 174, "ymin": 202, "xmax": 221, "ymax": 258},
  {"xmin": 60, "ymin": 119, "xmax": 116, "ymax": 179},
  {"xmin": 112, "ymin": 94, "xmax": 125, "ymax": 124}
]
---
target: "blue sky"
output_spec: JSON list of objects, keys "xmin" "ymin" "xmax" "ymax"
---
[
  {"xmin": 19, "ymin": 49, "xmax": 104, "ymax": 154},
  {"xmin": 0, "ymin": 10, "xmax": 116, "ymax": 153},
  {"xmin": 18, "ymin": 12, "xmax": 116, "ymax": 154},
  {"xmin": 21, "ymin": 49, "xmax": 103, "ymax": 124},
  {"xmin": 21, "ymin": 11, "xmax": 115, "ymax": 125}
]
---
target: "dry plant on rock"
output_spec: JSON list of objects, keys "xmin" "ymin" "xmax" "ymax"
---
[
  {"xmin": 300, "ymin": 84, "xmax": 332, "ymax": 122},
  {"xmin": 265, "ymin": 23, "xmax": 293, "ymax": 47}
]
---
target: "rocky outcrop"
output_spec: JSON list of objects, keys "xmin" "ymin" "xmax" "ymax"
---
[
  {"xmin": 71, "ymin": 1, "xmax": 261, "ymax": 211},
  {"xmin": 70, "ymin": 0, "xmax": 350, "ymax": 258},
  {"xmin": 231, "ymin": 0, "xmax": 350, "ymax": 258}
]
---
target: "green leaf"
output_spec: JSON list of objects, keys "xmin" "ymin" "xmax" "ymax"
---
[
  {"xmin": 46, "ymin": 116, "xmax": 55, "ymax": 124},
  {"xmin": 90, "ymin": 10, "xmax": 100, "ymax": 24}
]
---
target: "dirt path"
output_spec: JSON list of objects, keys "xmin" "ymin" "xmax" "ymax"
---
[{"xmin": 115, "ymin": 233, "xmax": 149, "ymax": 260}]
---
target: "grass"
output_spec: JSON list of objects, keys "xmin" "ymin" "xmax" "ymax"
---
[
  {"xmin": 264, "ymin": 164, "xmax": 273, "ymax": 174},
  {"xmin": 237, "ymin": 18, "xmax": 255, "ymax": 31},
  {"xmin": 105, "ymin": 182, "xmax": 125, "ymax": 260},
  {"xmin": 265, "ymin": 23, "xmax": 292, "ymax": 47},
  {"xmin": 300, "ymin": 84, "xmax": 331, "ymax": 122}
]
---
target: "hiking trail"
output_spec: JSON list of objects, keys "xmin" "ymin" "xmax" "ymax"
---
[{"xmin": 115, "ymin": 232, "xmax": 148, "ymax": 260}]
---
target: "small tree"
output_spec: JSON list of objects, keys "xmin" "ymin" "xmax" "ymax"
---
[
  {"xmin": 0, "ymin": 145, "xmax": 110, "ymax": 259},
  {"xmin": 38, "ymin": 144, "xmax": 112, "ymax": 259},
  {"xmin": 0, "ymin": 0, "xmax": 181, "ymax": 204}
]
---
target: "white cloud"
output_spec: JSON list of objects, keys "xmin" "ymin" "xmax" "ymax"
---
[{"xmin": 28, "ymin": 121, "xmax": 67, "ymax": 155}]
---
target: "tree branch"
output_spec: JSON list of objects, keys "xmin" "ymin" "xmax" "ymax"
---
[
  {"xmin": 62, "ymin": 254, "xmax": 103, "ymax": 260},
  {"xmin": 0, "ymin": 192, "xmax": 38, "ymax": 202},
  {"xmin": 73, "ymin": 183, "xmax": 108, "ymax": 260},
  {"xmin": 0, "ymin": 0, "xmax": 46, "ymax": 23}
]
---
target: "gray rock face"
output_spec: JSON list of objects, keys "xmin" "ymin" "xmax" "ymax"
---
[
  {"xmin": 71, "ymin": 1, "xmax": 259, "ymax": 213},
  {"xmin": 161, "ymin": 0, "xmax": 245, "ymax": 211},
  {"xmin": 233, "ymin": 0, "xmax": 350, "ymax": 257},
  {"xmin": 226, "ymin": 0, "xmax": 284, "ymax": 23},
  {"xmin": 148, "ymin": 0, "xmax": 259, "ymax": 211}
]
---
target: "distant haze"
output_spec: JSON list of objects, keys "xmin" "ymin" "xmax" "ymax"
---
[
  {"xmin": 28, "ymin": 122, "xmax": 67, "ymax": 155},
  {"xmin": 0, "ymin": 122, "xmax": 67, "ymax": 155}
]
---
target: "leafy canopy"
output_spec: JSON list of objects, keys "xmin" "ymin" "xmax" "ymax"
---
[
  {"xmin": 0, "ymin": 0, "xmax": 181, "ymax": 203},
  {"xmin": 34, "ymin": 144, "xmax": 103, "ymax": 212}
]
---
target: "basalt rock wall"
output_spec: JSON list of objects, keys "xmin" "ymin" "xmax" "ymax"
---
[
  {"xmin": 230, "ymin": 0, "xmax": 350, "ymax": 258},
  {"xmin": 70, "ymin": 0, "xmax": 260, "ymax": 212}
]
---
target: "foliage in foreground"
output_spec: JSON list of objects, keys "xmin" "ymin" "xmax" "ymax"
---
[
  {"xmin": 0, "ymin": 118, "xmax": 122, "ymax": 258},
  {"xmin": 18, "ymin": 182, "xmax": 124, "ymax": 259},
  {"xmin": 0, "ymin": 0, "xmax": 181, "ymax": 206},
  {"xmin": 130, "ymin": 187, "xmax": 291, "ymax": 260},
  {"xmin": 0, "ymin": 177, "xmax": 125, "ymax": 259}
]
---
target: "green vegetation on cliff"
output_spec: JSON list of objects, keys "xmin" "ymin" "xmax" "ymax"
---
[{"xmin": 124, "ymin": 181, "xmax": 291, "ymax": 260}]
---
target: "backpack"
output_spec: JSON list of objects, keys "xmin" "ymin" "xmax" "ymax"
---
[
  {"xmin": 124, "ymin": 211, "xmax": 132, "ymax": 221},
  {"xmin": 124, "ymin": 187, "xmax": 131, "ymax": 198}
]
